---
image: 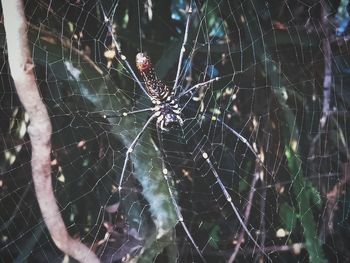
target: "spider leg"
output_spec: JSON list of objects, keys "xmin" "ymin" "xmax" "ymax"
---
[
  {"xmin": 173, "ymin": 0, "xmax": 193, "ymax": 95},
  {"xmin": 99, "ymin": 4, "xmax": 152, "ymax": 100},
  {"xmin": 178, "ymin": 76, "xmax": 222, "ymax": 98},
  {"xmin": 102, "ymin": 107, "xmax": 155, "ymax": 119},
  {"xmin": 185, "ymin": 109, "xmax": 272, "ymax": 178},
  {"xmin": 156, "ymin": 126, "xmax": 207, "ymax": 263},
  {"xmin": 210, "ymin": 115, "xmax": 273, "ymax": 178},
  {"xmin": 118, "ymin": 113, "xmax": 157, "ymax": 194},
  {"xmin": 200, "ymin": 149, "xmax": 271, "ymax": 262}
]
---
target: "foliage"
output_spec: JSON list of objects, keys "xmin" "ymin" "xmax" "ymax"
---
[{"xmin": 1, "ymin": 0, "xmax": 350, "ymax": 262}]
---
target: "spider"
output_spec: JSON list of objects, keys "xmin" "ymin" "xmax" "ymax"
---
[
  {"xmin": 135, "ymin": 52, "xmax": 183, "ymax": 130},
  {"xmin": 100, "ymin": 2, "xmax": 271, "ymax": 262}
]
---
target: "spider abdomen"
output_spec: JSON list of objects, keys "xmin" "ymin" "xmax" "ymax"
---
[{"xmin": 136, "ymin": 53, "xmax": 171, "ymax": 101}]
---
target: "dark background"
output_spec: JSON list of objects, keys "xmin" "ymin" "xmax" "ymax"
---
[{"xmin": 0, "ymin": 0, "xmax": 349, "ymax": 262}]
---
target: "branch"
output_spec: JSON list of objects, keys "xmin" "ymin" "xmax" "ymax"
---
[
  {"xmin": 323, "ymin": 163, "xmax": 350, "ymax": 236},
  {"xmin": 228, "ymin": 159, "xmax": 261, "ymax": 263},
  {"xmin": 320, "ymin": 1, "xmax": 332, "ymax": 128},
  {"xmin": 208, "ymin": 243, "xmax": 305, "ymax": 258},
  {"xmin": 1, "ymin": 1, "xmax": 99, "ymax": 262}
]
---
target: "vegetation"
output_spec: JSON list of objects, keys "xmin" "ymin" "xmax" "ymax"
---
[{"xmin": 0, "ymin": 0, "xmax": 349, "ymax": 262}]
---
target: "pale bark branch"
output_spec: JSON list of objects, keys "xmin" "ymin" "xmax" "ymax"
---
[
  {"xmin": 320, "ymin": 0, "xmax": 332, "ymax": 128},
  {"xmin": 1, "ymin": 0, "xmax": 99, "ymax": 262}
]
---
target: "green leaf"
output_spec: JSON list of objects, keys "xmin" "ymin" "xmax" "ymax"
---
[
  {"xmin": 208, "ymin": 225, "xmax": 220, "ymax": 249},
  {"xmin": 1, "ymin": 22, "xmax": 178, "ymax": 262},
  {"xmin": 279, "ymin": 203, "xmax": 297, "ymax": 231},
  {"xmin": 239, "ymin": 178, "xmax": 249, "ymax": 193},
  {"xmin": 307, "ymin": 183, "xmax": 322, "ymax": 209},
  {"xmin": 261, "ymin": 38, "xmax": 327, "ymax": 262},
  {"xmin": 285, "ymin": 147, "xmax": 326, "ymax": 263}
]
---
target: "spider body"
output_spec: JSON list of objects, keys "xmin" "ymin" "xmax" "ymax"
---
[
  {"xmin": 136, "ymin": 53, "xmax": 172, "ymax": 101},
  {"xmin": 101, "ymin": 5, "xmax": 269, "ymax": 262},
  {"xmin": 136, "ymin": 52, "xmax": 183, "ymax": 130},
  {"xmin": 155, "ymin": 99, "xmax": 183, "ymax": 130}
]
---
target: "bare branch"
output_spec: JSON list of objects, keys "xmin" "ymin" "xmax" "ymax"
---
[
  {"xmin": 320, "ymin": 1, "xmax": 332, "ymax": 128},
  {"xmin": 173, "ymin": 1, "xmax": 193, "ymax": 95},
  {"xmin": 228, "ymin": 160, "xmax": 261, "ymax": 263},
  {"xmin": 323, "ymin": 163, "xmax": 350, "ymax": 237},
  {"xmin": 213, "ymin": 243, "xmax": 305, "ymax": 257},
  {"xmin": 1, "ymin": 0, "xmax": 99, "ymax": 262}
]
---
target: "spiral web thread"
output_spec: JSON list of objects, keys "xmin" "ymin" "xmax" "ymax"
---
[{"xmin": 0, "ymin": 1, "xmax": 349, "ymax": 262}]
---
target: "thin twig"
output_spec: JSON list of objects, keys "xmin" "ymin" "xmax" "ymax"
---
[
  {"xmin": 210, "ymin": 243, "xmax": 305, "ymax": 257},
  {"xmin": 1, "ymin": 1, "xmax": 99, "ymax": 262},
  {"xmin": 228, "ymin": 163, "xmax": 260, "ymax": 263},
  {"xmin": 173, "ymin": 1, "xmax": 193, "ymax": 95},
  {"xmin": 323, "ymin": 163, "xmax": 350, "ymax": 236},
  {"xmin": 320, "ymin": 0, "xmax": 332, "ymax": 128}
]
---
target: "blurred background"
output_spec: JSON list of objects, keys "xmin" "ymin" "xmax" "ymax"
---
[{"xmin": 0, "ymin": 0, "xmax": 349, "ymax": 262}]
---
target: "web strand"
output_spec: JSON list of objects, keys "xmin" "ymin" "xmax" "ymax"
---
[
  {"xmin": 1, "ymin": 1, "xmax": 347, "ymax": 263},
  {"xmin": 156, "ymin": 126, "xmax": 207, "ymax": 263},
  {"xmin": 99, "ymin": 3, "xmax": 151, "ymax": 100},
  {"xmin": 202, "ymin": 150, "xmax": 271, "ymax": 262}
]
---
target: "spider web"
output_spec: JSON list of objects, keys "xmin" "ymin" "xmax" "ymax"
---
[{"xmin": 0, "ymin": 0, "xmax": 350, "ymax": 262}]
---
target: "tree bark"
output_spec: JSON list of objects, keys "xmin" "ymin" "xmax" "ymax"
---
[{"xmin": 1, "ymin": 0, "xmax": 99, "ymax": 262}]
